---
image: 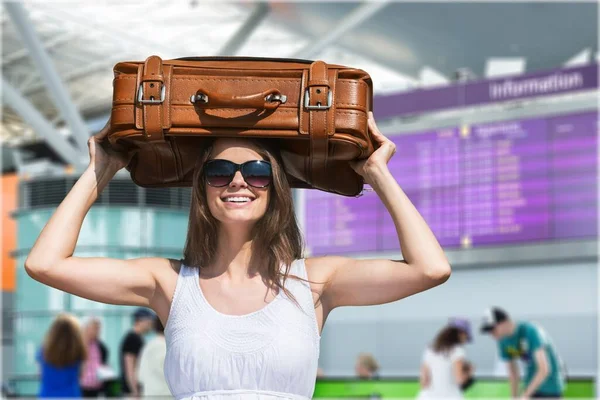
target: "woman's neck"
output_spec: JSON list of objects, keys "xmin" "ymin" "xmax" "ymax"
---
[{"xmin": 206, "ymin": 225, "xmax": 257, "ymax": 281}]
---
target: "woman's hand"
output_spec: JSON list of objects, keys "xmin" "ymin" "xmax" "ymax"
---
[
  {"xmin": 88, "ymin": 119, "xmax": 134, "ymax": 173},
  {"xmin": 349, "ymin": 111, "xmax": 396, "ymax": 186}
]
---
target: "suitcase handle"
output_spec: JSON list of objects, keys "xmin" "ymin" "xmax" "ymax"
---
[{"xmin": 190, "ymin": 88, "xmax": 287, "ymax": 110}]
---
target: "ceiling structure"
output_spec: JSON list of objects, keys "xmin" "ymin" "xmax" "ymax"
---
[
  {"xmin": 1, "ymin": 1, "xmax": 597, "ymax": 168},
  {"xmin": 275, "ymin": 2, "xmax": 598, "ymax": 77}
]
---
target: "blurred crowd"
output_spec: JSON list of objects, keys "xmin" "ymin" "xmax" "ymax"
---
[
  {"xmin": 36, "ymin": 308, "xmax": 169, "ymax": 398},
  {"xmin": 34, "ymin": 306, "xmax": 565, "ymax": 399},
  {"xmin": 340, "ymin": 308, "xmax": 565, "ymax": 399}
]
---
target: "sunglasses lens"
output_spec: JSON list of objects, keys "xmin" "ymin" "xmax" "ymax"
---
[
  {"xmin": 242, "ymin": 161, "xmax": 272, "ymax": 188},
  {"xmin": 204, "ymin": 160, "xmax": 235, "ymax": 187}
]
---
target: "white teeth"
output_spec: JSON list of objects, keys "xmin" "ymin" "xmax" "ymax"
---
[{"xmin": 223, "ymin": 196, "xmax": 252, "ymax": 203}]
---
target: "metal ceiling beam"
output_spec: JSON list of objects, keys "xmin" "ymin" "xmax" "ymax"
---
[
  {"xmin": 2, "ymin": 79, "xmax": 85, "ymax": 168},
  {"xmin": 16, "ymin": 4, "xmax": 195, "ymax": 94},
  {"xmin": 34, "ymin": 3, "xmax": 189, "ymax": 58},
  {"xmin": 2, "ymin": 31, "xmax": 74, "ymax": 66},
  {"xmin": 292, "ymin": 1, "xmax": 391, "ymax": 59},
  {"xmin": 5, "ymin": 2, "xmax": 91, "ymax": 153},
  {"xmin": 22, "ymin": 54, "xmax": 125, "ymax": 95},
  {"xmin": 216, "ymin": 2, "xmax": 270, "ymax": 56}
]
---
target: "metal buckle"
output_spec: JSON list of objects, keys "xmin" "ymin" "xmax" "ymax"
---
[
  {"xmin": 137, "ymin": 83, "xmax": 165, "ymax": 104},
  {"xmin": 304, "ymin": 88, "xmax": 332, "ymax": 110}
]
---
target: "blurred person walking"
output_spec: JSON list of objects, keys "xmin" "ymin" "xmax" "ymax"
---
[
  {"xmin": 138, "ymin": 316, "xmax": 170, "ymax": 397},
  {"xmin": 481, "ymin": 307, "xmax": 565, "ymax": 399},
  {"xmin": 418, "ymin": 318, "xmax": 473, "ymax": 400},
  {"xmin": 81, "ymin": 316, "xmax": 109, "ymax": 397},
  {"xmin": 120, "ymin": 308, "xmax": 154, "ymax": 397},
  {"xmin": 37, "ymin": 313, "xmax": 87, "ymax": 398},
  {"xmin": 355, "ymin": 353, "xmax": 380, "ymax": 379}
]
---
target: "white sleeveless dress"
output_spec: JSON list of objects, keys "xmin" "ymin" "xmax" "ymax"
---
[{"xmin": 164, "ymin": 259, "xmax": 321, "ymax": 400}]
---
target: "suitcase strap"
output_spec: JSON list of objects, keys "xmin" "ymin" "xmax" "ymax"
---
[
  {"xmin": 306, "ymin": 61, "xmax": 335, "ymax": 190},
  {"xmin": 137, "ymin": 56, "xmax": 171, "ymax": 142}
]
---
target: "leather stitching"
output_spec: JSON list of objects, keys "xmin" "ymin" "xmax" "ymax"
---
[
  {"xmin": 112, "ymin": 106, "xmax": 136, "ymax": 111},
  {"xmin": 171, "ymin": 107, "xmax": 299, "ymax": 112},
  {"xmin": 116, "ymin": 99, "xmax": 363, "ymax": 107},
  {"xmin": 165, "ymin": 65, "xmax": 172, "ymax": 129},
  {"xmin": 169, "ymin": 107, "xmax": 364, "ymax": 116},
  {"xmin": 172, "ymin": 78, "xmax": 301, "ymax": 83},
  {"xmin": 157, "ymin": 99, "xmax": 162, "ymax": 140},
  {"xmin": 143, "ymin": 99, "xmax": 149, "ymax": 139},
  {"xmin": 116, "ymin": 100, "xmax": 363, "ymax": 108},
  {"xmin": 328, "ymin": 69, "xmax": 336, "ymax": 136}
]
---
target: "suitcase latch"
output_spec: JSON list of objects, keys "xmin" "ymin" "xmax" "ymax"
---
[{"xmin": 304, "ymin": 88, "xmax": 332, "ymax": 110}]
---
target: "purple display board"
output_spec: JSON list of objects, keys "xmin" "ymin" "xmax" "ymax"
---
[
  {"xmin": 374, "ymin": 64, "xmax": 598, "ymax": 118},
  {"xmin": 304, "ymin": 111, "xmax": 598, "ymax": 255}
]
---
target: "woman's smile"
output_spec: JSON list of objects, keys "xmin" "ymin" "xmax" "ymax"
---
[{"xmin": 220, "ymin": 195, "xmax": 256, "ymax": 208}]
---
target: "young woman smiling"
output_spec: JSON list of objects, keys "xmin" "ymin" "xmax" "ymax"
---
[{"xmin": 25, "ymin": 112, "xmax": 451, "ymax": 400}]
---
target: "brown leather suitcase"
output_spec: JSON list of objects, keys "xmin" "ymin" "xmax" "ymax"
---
[{"xmin": 107, "ymin": 55, "xmax": 375, "ymax": 196}]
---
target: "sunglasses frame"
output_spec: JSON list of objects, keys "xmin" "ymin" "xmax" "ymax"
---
[{"xmin": 203, "ymin": 159, "xmax": 272, "ymax": 188}]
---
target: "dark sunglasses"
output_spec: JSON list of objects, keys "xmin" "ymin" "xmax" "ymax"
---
[{"xmin": 203, "ymin": 159, "xmax": 272, "ymax": 188}]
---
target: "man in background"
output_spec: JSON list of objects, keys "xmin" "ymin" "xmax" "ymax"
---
[
  {"xmin": 119, "ymin": 308, "xmax": 154, "ymax": 398},
  {"xmin": 481, "ymin": 307, "xmax": 565, "ymax": 398},
  {"xmin": 138, "ymin": 316, "xmax": 170, "ymax": 397}
]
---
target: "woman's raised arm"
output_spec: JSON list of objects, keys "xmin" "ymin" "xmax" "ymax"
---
[{"xmin": 24, "ymin": 122, "xmax": 170, "ymax": 307}]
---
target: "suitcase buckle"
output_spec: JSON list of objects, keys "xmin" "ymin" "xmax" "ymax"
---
[
  {"xmin": 137, "ymin": 83, "xmax": 165, "ymax": 104},
  {"xmin": 304, "ymin": 88, "xmax": 332, "ymax": 110}
]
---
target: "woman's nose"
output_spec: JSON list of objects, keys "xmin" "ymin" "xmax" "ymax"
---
[{"xmin": 229, "ymin": 171, "xmax": 248, "ymax": 188}]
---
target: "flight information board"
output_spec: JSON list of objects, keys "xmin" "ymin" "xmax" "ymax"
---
[{"xmin": 304, "ymin": 111, "xmax": 598, "ymax": 255}]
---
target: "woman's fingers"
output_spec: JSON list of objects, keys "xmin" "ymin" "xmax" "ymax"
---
[
  {"xmin": 367, "ymin": 112, "xmax": 397, "ymax": 160},
  {"xmin": 368, "ymin": 113, "xmax": 390, "ymax": 145},
  {"xmin": 92, "ymin": 119, "xmax": 112, "ymax": 141}
]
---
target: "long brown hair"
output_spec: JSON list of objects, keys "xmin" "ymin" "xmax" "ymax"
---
[
  {"xmin": 42, "ymin": 313, "xmax": 87, "ymax": 367},
  {"xmin": 432, "ymin": 326, "xmax": 463, "ymax": 353},
  {"xmin": 182, "ymin": 138, "xmax": 304, "ymax": 299}
]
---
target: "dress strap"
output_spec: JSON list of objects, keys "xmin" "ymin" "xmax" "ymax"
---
[{"xmin": 288, "ymin": 258, "xmax": 308, "ymax": 280}]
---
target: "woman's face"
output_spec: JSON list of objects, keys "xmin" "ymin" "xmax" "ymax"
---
[{"xmin": 205, "ymin": 138, "xmax": 270, "ymax": 227}]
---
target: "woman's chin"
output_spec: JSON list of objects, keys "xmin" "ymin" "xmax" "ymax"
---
[{"xmin": 217, "ymin": 211, "xmax": 263, "ymax": 226}]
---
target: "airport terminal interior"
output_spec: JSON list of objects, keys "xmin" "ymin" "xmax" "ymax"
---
[{"xmin": 1, "ymin": 1, "xmax": 598, "ymax": 398}]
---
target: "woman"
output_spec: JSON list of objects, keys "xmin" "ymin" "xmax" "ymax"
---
[
  {"xmin": 25, "ymin": 112, "xmax": 451, "ymax": 399},
  {"xmin": 37, "ymin": 314, "xmax": 87, "ymax": 398},
  {"xmin": 80, "ymin": 316, "xmax": 109, "ymax": 397},
  {"xmin": 418, "ymin": 319, "xmax": 473, "ymax": 400}
]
